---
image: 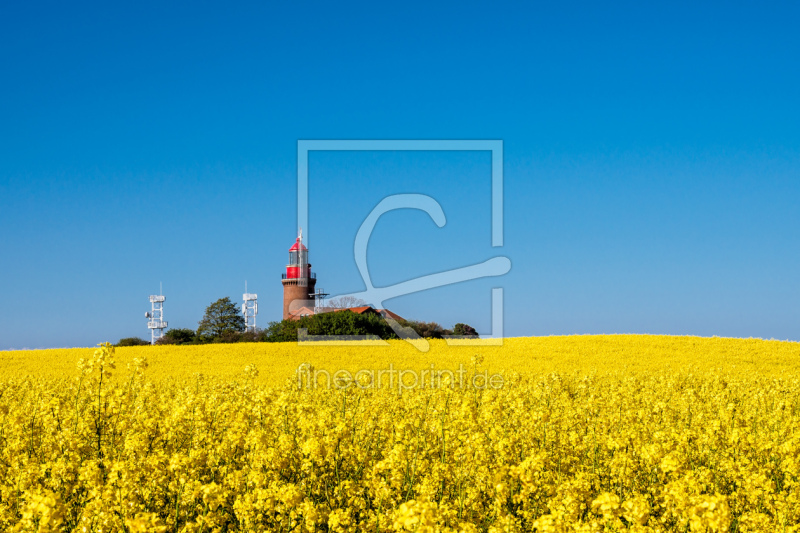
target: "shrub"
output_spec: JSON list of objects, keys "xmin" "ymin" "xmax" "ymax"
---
[
  {"xmin": 263, "ymin": 310, "xmax": 399, "ymax": 342},
  {"xmin": 402, "ymin": 320, "xmax": 448, "ymax": 339},
  {"xmin": 156, "ymin": 328, "xmax": 197, "ymax": 345},
  {"xmin": 116, "ymin": 337, "xmax": 150, "ymax": 347}
]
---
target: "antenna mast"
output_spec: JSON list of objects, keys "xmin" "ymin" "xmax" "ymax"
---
[
  {"xmin": 312, "ymin": 287, "xmax": 329, "ymax": 313},
  {"xmin": 243, "ymin": 281, "xmax": 258, "ymax": 333},
  {"xmin": 145, "ymin": 288, "xmax": 167, "ymax": 344}
]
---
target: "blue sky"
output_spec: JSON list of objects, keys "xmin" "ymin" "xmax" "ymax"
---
[{"xmin": 1, "ymin": 1, "xmax": 799, "ymax": 349}]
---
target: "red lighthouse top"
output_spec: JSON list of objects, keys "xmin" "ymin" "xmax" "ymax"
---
[
  {"xmin": 285, "ymin": 230, "xmax": 312, "ymax": 280},
  {"xmin": 288, "ymin": 238, "xmax": 307, "ymax": 252}
]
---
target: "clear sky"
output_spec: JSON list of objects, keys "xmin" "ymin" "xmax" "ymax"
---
[{"xmin": 1, "ymin": 1, "xmax": 799, "ymax": 349}]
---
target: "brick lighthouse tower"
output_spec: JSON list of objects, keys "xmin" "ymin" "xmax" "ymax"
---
[{"xmin": 282, "ymin": 230, "xmax": 317, "ymax": 319}]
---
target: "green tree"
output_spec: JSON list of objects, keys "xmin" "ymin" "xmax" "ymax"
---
[
  {"xmin": 197, "ymin": 297, "xmax": 246, "ymax": 340},
  {"xmin": 262, "ymin": 320, "xmax": 300, "ymax": 342},
  {"xmin": 452, "ymin": 323, "xmax": 479, "ymax": 337}
]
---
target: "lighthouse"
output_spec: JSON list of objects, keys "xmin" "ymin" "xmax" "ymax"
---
[{"xmin": 282, "ymin": 230, "xmax": 318, "ymax": 319}]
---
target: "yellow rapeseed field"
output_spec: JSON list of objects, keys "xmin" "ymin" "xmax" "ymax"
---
[{"xmin": 1, "ymin": 335, "xmax": 799, "ymax": 532}]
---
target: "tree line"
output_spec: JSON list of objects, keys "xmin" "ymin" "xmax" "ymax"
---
[{"xmin": 117, "ymin": 297, "xmax": 478, "ymax": 346}]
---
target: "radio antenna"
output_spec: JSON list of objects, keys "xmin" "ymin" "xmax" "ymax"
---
[
  {"xmin": 243, "ymin": 281, "xmax": 258, "ymax": 333},
  {"xmin": 146, "ymin": 290, "xmax": 167, "ymax": 344}
]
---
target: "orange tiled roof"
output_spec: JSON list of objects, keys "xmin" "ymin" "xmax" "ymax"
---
[
  {"xmin": 377, "ymin": 309, "xmax": 405, "ymax": 322},
  {"xmin": 329, "ymin": 306, "xmax": 376, "ymax": 314}
]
